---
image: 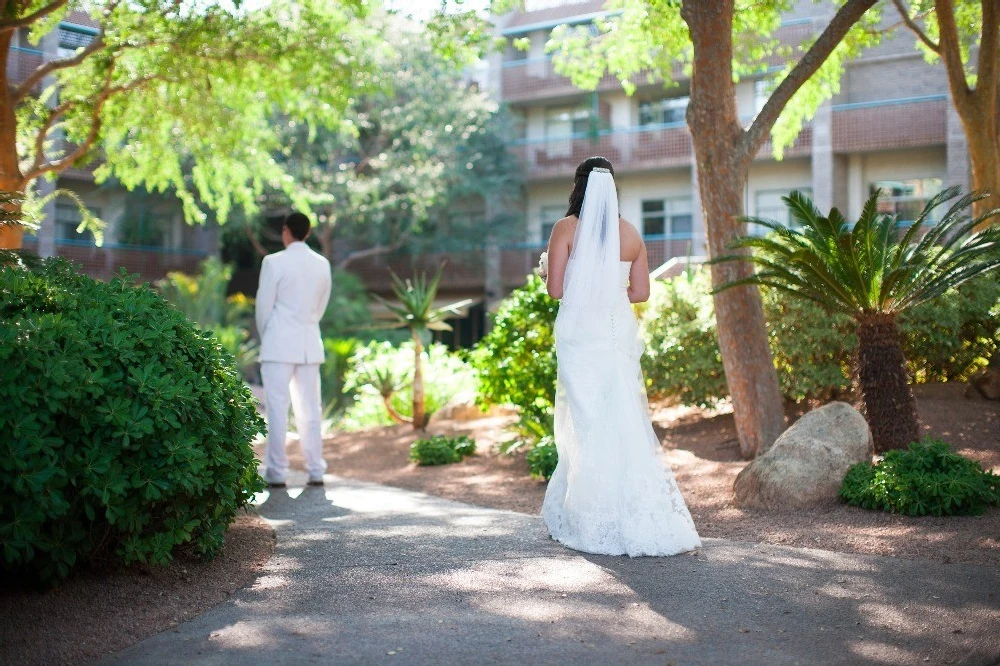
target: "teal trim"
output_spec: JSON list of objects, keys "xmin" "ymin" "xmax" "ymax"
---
[
  {"xmin": 502, "ymin": 56, "xmax": 552, "ymax": 69},
  {"xmin": 832, "ymin": 94, "xmax": 948, "ymax": 111},
  {"xmin": 10, "ymin": 45, "xmax": 44, "ymax": 55},
  {"xmin": 500, "ymin": 10, "xmax": 618, "ymax": 36},
  {"xmin": 59, "ymin": 22, "xmax": 100, "ymax": 36},
  {"xmin": 23, "ymin": 236, "xmax": 211, "ymax": 256},
  {"xmin": 512, "ymin": 120, "xmax": 687, "ymax": 146}
]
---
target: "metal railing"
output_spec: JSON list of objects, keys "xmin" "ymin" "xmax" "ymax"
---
[{"xmin": 21, "ymin": 237, "xmax": 211, "ymax": 283}]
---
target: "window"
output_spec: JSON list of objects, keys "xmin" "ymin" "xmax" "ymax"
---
[
  {"xmin": 641, "ymin": 198, "xmax": 693, "ymax": 237},
  {"xmin": 58, "ymin": 26, "xmax": 95, "ymax": 58},
  {"xmin": 753, "ymin": 188, "xmax": 812, "ymax": 234},
  {"xmin": 545, "ymin": 107, "xmax": 591, "ymax": 138},
  {"xmin": 871, "ymin": 178, "xmax": 943, "ymax": 224},
  {"xmin": 55, "ymin": 203, "xmax": 97, "ymax": 242},
  {"xmin": 753, "ymin": 78, "xmax": 777, "ymax": 115},
  {"xmin": 639, "ymin": 97, "xmax": 689, "ymax": 126},
  {"xmin": 540, "ymin": 205, "xmax": 564, "ymax": 243}
]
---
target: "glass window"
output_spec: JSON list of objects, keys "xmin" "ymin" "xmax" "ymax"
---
[
  {"xmin": 871, "ymin": 178, "xmax": 943, "ymax": 224},
  {"xmin": 58, "ymin": 27, "xmax": 95, "ymax": 58},
  {"xmin": 753, "ymin": 188, "xmax": 813, "ymax": 234},
  {"xmin": 753, "ymin": 78, "xmax": 776, "ymax": 115},
  {"xmin": 540, "ymin": 205, "xmax": 564, "ymax": 243},
  {"xmin": 641, "ymin": 198, "xmax": 693, "ymax": 237},
  {"xmin": 545, "ymin": 107, "xmax": 590, "ymax": 138},
  {"xmin": 55, "ymin": 203, "xmax": 97, "ymax": 242},
  {"xmin": 641, "ymin": 200, "xmax": 665, "ymax": 236},
  {"xmin": 638, "ymin": 96, "xmax": 689, "ymax": 126}
]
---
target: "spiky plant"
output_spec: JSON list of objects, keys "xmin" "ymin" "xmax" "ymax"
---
[
  {"xmin": 714, "ymin": 187, "xmax": 1000, "ymax": 452},
  {"xmin": 0, "ymin": 191, "xmax": 39, "ymax": 269},
  {"xmin": 371, "ymin": 266, "xmax": 455, "ymax": 430}
]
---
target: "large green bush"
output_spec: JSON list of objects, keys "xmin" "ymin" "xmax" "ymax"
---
[
  {"xmin": 340, "ymin": 340, "xmax": 476, "ymax": 430},
  {"xmin": 640, "ymin": 268, "xmax": 1000, "ymax": 406},
  {"xmin": 840, "ymin": 439, "xmax": 1000, "ymax": 516},
  {"xmin": 0, "ymin": 260, "xmax": 265, "ymax": 583},
  {"xmin": 471, "ymin": 274, "xmax": 558, "ymax": 433}
]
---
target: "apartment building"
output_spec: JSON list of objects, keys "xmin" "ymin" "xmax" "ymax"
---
[
  {"xmin": 491, "ymin": 0, "xmax": 968, "ymax": 271},
  {"xmin": 6, "ymin": 12, "xmax": 216, "ymax": 282}
]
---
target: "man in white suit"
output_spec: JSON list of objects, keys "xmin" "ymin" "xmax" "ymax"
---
[{"xmin": 255, "ymin": 212, "xmax": 332, "ymax": 488}]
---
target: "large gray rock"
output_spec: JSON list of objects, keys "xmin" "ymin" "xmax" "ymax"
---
[{"xmin": 734, "ymin": 401, "xmax": 873, "ymax": 509}]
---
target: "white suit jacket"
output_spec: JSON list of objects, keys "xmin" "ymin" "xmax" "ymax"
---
[{"xmin": 255, "ymin": 241, "xmax": 332, "ymax": 364}]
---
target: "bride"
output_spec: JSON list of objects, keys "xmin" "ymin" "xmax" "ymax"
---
[{"xmin": 540, "ymin": 156, "xmax": 701, "ymax": 557}]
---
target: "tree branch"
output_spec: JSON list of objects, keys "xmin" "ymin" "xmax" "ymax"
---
[
  {"xmin": 935, "ymin": 0, "xmax": 973, "ymax": 102},
  {"xmin": 976, "ymin": 0, "xmax": 1000, "ymax": 104},
  {"xmin": 891, "ymin": 0, "xmax": 940, "ymax": 52},
  {"xmin": 244, "ymin": 223, "xmax": 269, "ymax": 257},
  {"xmin": 335, "ymin": 233, "xmax": 410, "ymax": 271},
  {"xmin": 13, "ymin": 35, "xmax": 106, "ymax": 103},
  {"xmin": 22, "ymin": 72, "xmax": 160, "ymax": 182},
  {"xmin": 0, "ymin": 0, "xmax": 67, "ymax": 31},
  {"xmin": 743, "ymin": 0, "xmax": 878, "ymax": 158}
]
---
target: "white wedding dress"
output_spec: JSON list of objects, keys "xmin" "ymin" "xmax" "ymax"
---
[{"xmin": 542, "ymin": 255, "xmax": 702, "ymax": 557}]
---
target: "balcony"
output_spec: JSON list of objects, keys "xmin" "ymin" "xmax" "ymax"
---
[
  {"xmin": 347, "ymin": 237, "xmax": 695, "ymax": 295},
  {"xmin": 831, "ymin": 95, "xmax": 948, "ymax": 153},
  {"xmin": 501, "ymin": 57, "xmax": 625, "ymax": 104},
  {"xmin": 513, "ymin": 123, "xmax": 694, "ymax": 180},
  {"xmin": 5, "ymin": 46, "xmax": 43, "ymax": 88},
  {"xmin": 21, "ymin": 238, "xmax": 210, "ymax": 283}
]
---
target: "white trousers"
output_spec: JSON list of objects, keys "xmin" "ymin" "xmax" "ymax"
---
[{"xmin": 260, "ymin": 361, "xmax": 327, "ymax": 482}]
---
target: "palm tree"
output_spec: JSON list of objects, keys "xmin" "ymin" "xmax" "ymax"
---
[
  {"xmin": 371, "ymin": 266, "xmax": 454, "ymax": 430},
  {"xmin": 714, "ymin": 187, "xmax": 1000, "ymax": 452}
]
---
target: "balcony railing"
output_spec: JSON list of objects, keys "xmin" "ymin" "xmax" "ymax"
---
[
  {"xmin": 512, "ymin": 123, "xmax": 694, "ymax": 179},
  {"xmin": 21, "ymin": 237, "xmax": 210, "ymax": 283},
  {"xmin": 347, "ymin": 236, "xmax": 695, "ymax": 294},
  {"xmin": 831, "ymin": 95, "xmax": 948, "ymax": 153},
  {"xmin": 5, "ymin": 45, "xmax": 43, "ymax": 87},
  {"xmin": 501, "ymin": 57, "xmax": 624, "ymax": 104}
]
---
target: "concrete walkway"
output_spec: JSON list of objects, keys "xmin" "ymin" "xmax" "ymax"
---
[{"xmin": 106, "ymin": 475, "xmax": 1000, "ymax": 666}]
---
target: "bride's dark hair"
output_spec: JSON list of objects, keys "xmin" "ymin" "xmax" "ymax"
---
[{"xmin": 566, "ymin": 156, "xmax": 615, "ymax": 217}]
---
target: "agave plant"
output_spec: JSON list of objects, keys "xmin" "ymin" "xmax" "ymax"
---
[
  {"xmin": 715, "ymin": 187, "xmax": 1000, "ymax": 453},
  {"xmin": 371, "ymin": 266, "xmax": 455, "ymax": 430}
]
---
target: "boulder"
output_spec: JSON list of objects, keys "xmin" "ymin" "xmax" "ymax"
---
[
  {"xmin": 432, "ymin": 392, "xmax": 514, "ymax": 422},
  {"xmin": 734, "ymin": 401, "xmax": 873, "ymax": 509}
]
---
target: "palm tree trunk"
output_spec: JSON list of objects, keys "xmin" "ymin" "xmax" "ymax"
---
[
  {"xmin": 855, "ymin": 313, "xmax": 920, "ymax": 452},
  {"xmin": 412, "ymin": 331, "xmax": 426, "ymax": 431}
]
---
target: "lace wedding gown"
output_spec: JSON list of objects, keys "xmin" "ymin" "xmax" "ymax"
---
[{"xmin": 542, "ymin": 260, "xmax": 702, "ymax": 557}]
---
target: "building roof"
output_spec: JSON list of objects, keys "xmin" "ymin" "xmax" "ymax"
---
[{"xmin": 500, "ymin": 0, "xmax": 607, "ymax": 35}]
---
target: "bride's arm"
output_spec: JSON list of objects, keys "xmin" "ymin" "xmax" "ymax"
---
[
  {"xmin": 628, "ymin": 243, "xmax": 650, "ymax": 303},
  {"xmin": 546, "ymin": 218, "xmax": 572, "ymax": 300}
]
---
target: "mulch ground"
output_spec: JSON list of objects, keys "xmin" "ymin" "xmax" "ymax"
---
[
  {"xmin": 0, "ymin": 512, "xmax": 275, "ymax": 666},
  {"xmin": 304, "ymin": 383, "xmax": 999, "ymax": 568}
]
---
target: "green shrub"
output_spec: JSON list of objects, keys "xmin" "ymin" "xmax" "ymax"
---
[
  {"xmin": 640, "ymin": 268, "xmax": 1000, "ymax": 406},
  {"xmin": 840, "ymin": 438, "xmax": 1000, "ymax": 516},
  {"xmin": 471, "ymin": 274, "xmax": 558, "ymax": 433},
  {"xmin": 0, "ymin": 259, "xmax": 265, "ymax": 583},
  {"xmin": 321, "ymin": 337, "xmax": 360, "ymax": 421},
  {"xmin": 321, "ymin": 270, "xmax": 375, "ymax": 340},
  {"xmin": 526, "ymin": 436, "xmax": 558, "ymax": 480},
  {"xmin": 640, "ymin": 270, "xmax": 729, "ymax": 407},
  {"xmin": 157, "ymin": 256, "xmax": 232, "ymax": 329},
  {"xmin": 341, "ymin": 340, "xmax": 476, "ymax": 430},
  {"xmin": 409, "ymin": 435, "xmax": 476, "ymax": 466}
]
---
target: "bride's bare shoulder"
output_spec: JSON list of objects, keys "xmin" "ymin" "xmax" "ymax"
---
[{"xmin": 551, "ymin": 215, "xmax": 577, "ymax": 237}]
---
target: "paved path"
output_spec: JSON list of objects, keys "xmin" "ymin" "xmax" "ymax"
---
[{"xmin": 106, "ymin": 475, "xmax": 1000, "ymax": 666}]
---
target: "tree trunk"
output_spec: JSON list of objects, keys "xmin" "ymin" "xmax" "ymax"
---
[
  {"xmin": 316, "ymin": 224, "xmax": 334, "ymax": 262},
  {"xmin": 412, "ymin": 330, "xmax": 426, "ymax": 431},
  {"xmin": 0, "ymin": 30, "xmax": 27, "ymax": 250},
  {"xmin": 855, "ymin": 313, "xmax": 920, "ymax": 452},
  {"xmin": 683, "ymin": 0, "xmax": 786, "ymax": 458},
  {"xmin": 964, "ymin": 109, "xmax": 1000, "ymax": 226}
]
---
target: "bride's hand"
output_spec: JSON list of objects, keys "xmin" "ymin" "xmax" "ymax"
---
[{"xmin": 536, "ymin": 251, "xmax": 549, "ymax": 279}]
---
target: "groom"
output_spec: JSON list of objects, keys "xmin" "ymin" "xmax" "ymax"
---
[{"xmin": 255, "ymin": 211, "xmax": 332, "ymax": 488}]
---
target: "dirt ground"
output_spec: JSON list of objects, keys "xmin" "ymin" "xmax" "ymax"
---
[
  {"xmin": 297, "ymin": 383, "xmax": 999, "ymax": 568},
  {"xmin": 0, "ymin": 512, "xmax": 275, "ymax": 666}
]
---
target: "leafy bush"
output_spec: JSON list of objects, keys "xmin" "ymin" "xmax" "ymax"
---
[
  {"xmin": 341, "ymin": 340, "xmax": 476, "ymax": 430},
  {"xmin": 0, "ymin": 259, "xmax": 265, "ymax": 583},
  {"xmin": 471, "ymin": 274, "xmax": 558, "ymax": 434},
  {"xmin": 321, "ymin": 270, "xmax": 374, "ymax": 340},
  {"xmin": 840, "ymin": 438, "xmax": 1000, "ymax": 516},
  {"xmin": 640, "ymin": 270, "xmax": 729, "ymax": 407},
  {"xmin": 409, "ymin": 435, "xmax": 476, "ymax": 466},
  {"xmin": 158, "ymin": 256, "xmax": 232, "ymax": 329},
  {"xmin": 526, "ymin": 436, "xmax": 558, "ymax": 480},
  {"xmin": 640, "ymin": 268, "xmax": 1000, "ymax": 406},
  {"xmin": 321, "ymin": 338, "xmax": 360, "ymax": 421}
]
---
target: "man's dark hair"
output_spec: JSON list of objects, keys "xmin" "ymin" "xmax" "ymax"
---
[{"xmin": 284, "ymin": 212, "xmax": 311, "ymax": 240}]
